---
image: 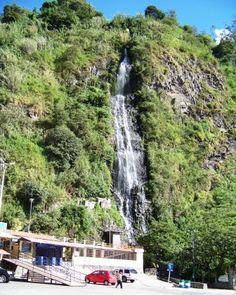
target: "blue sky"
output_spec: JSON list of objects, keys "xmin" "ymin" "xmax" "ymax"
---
[{"xmin": 0, "ymin": 0, "xmax": 235, "ymax": 35}]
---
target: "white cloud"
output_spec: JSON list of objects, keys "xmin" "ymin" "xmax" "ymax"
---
[{"xmin": 214, "ymin": 28, "xmax": 231, "ymax": 44}]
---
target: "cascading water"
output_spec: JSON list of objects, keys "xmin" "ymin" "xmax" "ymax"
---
[{"xmin": 111, "ymin": 49, "xmax": 148, "ymax": 242}]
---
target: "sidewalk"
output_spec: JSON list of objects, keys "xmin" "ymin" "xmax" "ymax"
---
[
  {"xmin": 137, "ymin": 274, "xmax": 173, "ymax": 288},
  {"xmin": 137, "ymin": 275, "xmax": 236, "ymax": 295}
]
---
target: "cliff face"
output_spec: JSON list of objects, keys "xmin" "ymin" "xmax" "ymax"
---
[
  {"xmin": 126, "ymin": 16, "xmax": 236, "ymax": 223},
  {"xmin": 127, "ymin": 15, "xmax": 236, "ymax": 279},
  {"xmin": 154, "ymin": 52, "xmax": 236, "ymax": 171},
  {"xmin": 157, "ymin": 56, "xmax": 224, "ymax": 114},
  {"xmin": 146, "ymin": 52, "xmax": 233, "ymax": 170}
]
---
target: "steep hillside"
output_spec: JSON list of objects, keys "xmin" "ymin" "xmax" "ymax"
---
[
  {"xmin": 0, "ymin": 1, "xmax": 236, "ymax": 281},
  {"xmin": 125, "ymin": 12, "xmax": 236, "ymax": 281},
  {"xmin": 0, "ymin": 0, "xmax": 124, "ymax": 239}
]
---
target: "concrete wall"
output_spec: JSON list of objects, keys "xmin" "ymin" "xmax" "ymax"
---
[{"xmin": 73, "ymin": 248, "xmax": 144, "ymax": 274}]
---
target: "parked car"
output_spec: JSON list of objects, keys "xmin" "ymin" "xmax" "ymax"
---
[
  {"xmin": 113, "ymin": 268, "xmax": 138, "ymax": 283},
  {"xmin": 85, "ymin": 270, "xmax": 117, "ymax": 285},
  {"xmin": 0, "ymin": 268, "xmax": 10, "ymax": 283}
]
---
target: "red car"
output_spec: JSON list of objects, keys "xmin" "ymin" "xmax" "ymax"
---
[{"xmin": 85, "ymin": 270, "xmax": 117, "ymax": 285}]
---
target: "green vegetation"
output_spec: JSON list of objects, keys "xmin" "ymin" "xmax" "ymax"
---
[
  {"xmin": 1, "ymin": 1, "xmax": 236, "ymax": 282},
  {"xmin": 144, "ymin": 5, "xmax": 165, "ymax": 20},
  {"xmin": 0, "ymin": 0, "xmax": 121, "ymax": 239}
]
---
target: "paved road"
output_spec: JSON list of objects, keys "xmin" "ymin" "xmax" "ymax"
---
[{"xmin": 0, "ymin": 276, "xmax": 235, "ymax": 295}]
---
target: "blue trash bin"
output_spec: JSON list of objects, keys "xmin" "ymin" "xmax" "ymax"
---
[
  {"xmin": 43, "ymin": 256, "xmax": 50, "ymax": 265},
  {"xmin": 36, "ymin": 256, "xmax": 44, "ymax": 266},
  {"xmin": 184, "ymin": 280, "xmax": 191, "ymax": 288},
  {"xmin": 51, "ymin": 257, "xmax": 56, "ymax": 266},
  {"xmin": 179, "ymin": 280, "xmax": 185, "ymax": 288},
  {"xmin": 56, "ymin": 257, "xmax": 62, "ymax": 266}
]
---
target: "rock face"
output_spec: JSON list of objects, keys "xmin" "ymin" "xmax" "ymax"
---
[
  {"xmin": 148, "ymin": 54, "xmax": 234, "ymax": 168},
  {"xmin": 204, "ymin": 137, "xmax": 236, "ymax": 170},
  {"xmin": 152, "ymin": 56, "xmax": 225, "ymax": 118}
]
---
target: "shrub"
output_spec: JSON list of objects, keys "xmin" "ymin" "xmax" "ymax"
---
[
  {"xmin": 183, "ymin": 25, "xmax": 197, "ymax": 35},
  {"xmin": 56, "ymin": 46, "xmax": 92, "ymax": 83},
  {"xmin": 2, "ymin": 4, "xmax": 27, "ymax": 23},
  {"xmin": 45, "ymin": 126, "xmax": 82, "ymax": 171},
  {"xmin": 0, "ymin": 65, "xmax": 23, "ymax": 92},
  {"xmin": 2, "ymin": 202, "xmax": 26, "ymax": 230},
  {"xmin": 17, "ymin": 181, "xmax": 47, "ymax": 209},
  {"xmin": 18, "ymin": 38, "xmax": 38, "ymax": 54},
  {"xmin": 58, "ymin": 202, "xmax": 93, "ymax": 239},
  {"xmin": 145, "ymin": 5, "xmax": 165, "ymax": 20},
  {"xmin": 212, "ymin": 39, "xmax": 235, "ymax": 60},
  {"xmin": 40, "ymin": 0, "xmax": 100, "ymax": 30}
]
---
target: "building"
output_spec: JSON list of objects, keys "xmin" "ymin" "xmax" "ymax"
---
[{"xmin": 0, "ymin": 228, "xmax": 144, "ymax": 285}]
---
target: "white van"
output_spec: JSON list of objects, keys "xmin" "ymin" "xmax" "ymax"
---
[{"xmin": 113, "ymin": 268, "xmax": 138, "ymax": 282}]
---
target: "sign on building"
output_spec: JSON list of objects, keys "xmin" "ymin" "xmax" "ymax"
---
[{"xmin": 0, "ymin": 222, "xmax": 7, "ymax": 230}]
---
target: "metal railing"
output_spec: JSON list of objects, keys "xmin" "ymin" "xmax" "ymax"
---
[
  {"xmin": 48, "ymin": 261, "xmax": 87, "ymax": 285},
  {"xmin": 8, "ymin": 253, "xmax": 86, "ymax": 286}
]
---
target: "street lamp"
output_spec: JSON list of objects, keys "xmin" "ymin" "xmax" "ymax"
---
[
  {"xmin": 0, "ymin": 158, "xmax": 15, "ymax": 219},
  {"xmin": 192, "ymin": 231, "xmax": 196, "ymax": 281},
  {"xmin": 28, "ymin": 198, "xmax": 34, "ymax": 232}
]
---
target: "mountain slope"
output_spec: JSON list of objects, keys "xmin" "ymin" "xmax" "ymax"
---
[{"xmin": 0, "ymin": 1, "xmax": 236, "ymax": 281}]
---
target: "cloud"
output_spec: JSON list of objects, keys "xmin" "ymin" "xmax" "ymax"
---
[{"xmin": 214, "ymin": 28, "xmax": 230, "ymax": 44}]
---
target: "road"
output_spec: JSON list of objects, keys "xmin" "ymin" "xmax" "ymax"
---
[{"xmin": 0, "ymin": 276, "xmax": 235, "ymax": 295}]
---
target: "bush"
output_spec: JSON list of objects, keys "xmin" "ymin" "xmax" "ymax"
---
[
  {"xmin": 183, "ymin": 25, "xmax": 197, "ymax": 35},
  {"xmin": 2, "ymin": 202, "xmax": 26, "ymax": 230},
  {"xmin": 145, "ymin": 5, "xmax": 165, "ymax": 20},
  {"xmin": 2, "ymin": 4, "xmax": 27, "ymax": 23},
  {"xmin": 58, "ymin": 202, "xmax": 93, "ymax": 239},
  {"xmin": 18, "ymin": 38, "xmax": 38, "ymax": 54},
  {"xmin": 56, "ymin": 46, "xmax": 92, "ymax": 83},
  {"xmin": 17, "ymin": 181, "xmax": 47, "ymax": 209},
  {"xmin": 45, "ymin": 126, "xmax": 82, "ymax": 171},
  {"xmin": 212, "ymin": 39, "xmax": 236, "ymax": 60},
  {"xmin": 0, "ymin": 65, "xmax": 23, "ymax": 92},
  {"xmin": 40, "ymin": 0, "xmax": 100, "ymax": 30},
  {"xmin": 109, "ymin": 14, "xmax": 130, "ymax": 30}
]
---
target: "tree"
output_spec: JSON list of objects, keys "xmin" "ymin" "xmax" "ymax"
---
[
  {"xmin": 138, "ymin": 218, "xmax": 184, "ymax": 267},
  {"xmin": 59, "ymin": 202, "xmax": 92, "ymax": 239},
  {"xmin": 144, "ymin": 5, "xmax": 165, "ymax": 20},
  {"xmin": 212, "ymin": 40, "xmax": 235, "ymax": 60},
  {"xmin": 40, "ymin": 1, "xmax": 76, "ymax": 29},
  {"xmin": 17, "ymin": 181, "xmax": 47, "ymax": 209},
  {"xmin": 2, "ymin": 4, "xmax": 26, "ymax": 23},
  {"xmin": 194, "ymin": 208, "xmax": 236, "ymax": 281},
  {"xmin": 45, "ymin": 126, "xmax": 82, "ymax": 171},
  {"xmin": 40, "ymin": 0, "xmax": 101, "ymax": 29},
  {"xmin": 212, "ymin": 19, "xmax": 236, "ymax": 63}
]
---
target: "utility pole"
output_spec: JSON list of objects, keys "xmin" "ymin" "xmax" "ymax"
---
[
  {"xmin": 28, "ymin": 198, "xmax": 34, "ymax": 232},
  {"xmin": 0, "ymin": 158, "xmax": 15, "ymax": 219}
]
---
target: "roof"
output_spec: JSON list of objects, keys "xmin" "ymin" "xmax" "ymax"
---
[
  {"xmin": 6, "ymin": 229, "xmax": 58, "ymax": 241},
  {"xmin": 21, "ymin": 237, "xmax": 134, "ymax": 252},
  {"xmin": 0, "ymin": 231, "xmax": 18, "ymax": 239},
  {"xmin": 4, "ymin": 230, "xmax": 136, "ymax": 252},
  {"xmin": 22, "ymin": 237, "xmax": 78, "ymax": 248},
  {"xmin": 0, "ymin": 249, "xmax": 10, "ymax": 255}
]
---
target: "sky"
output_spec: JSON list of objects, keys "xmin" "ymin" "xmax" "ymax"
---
[{"xmin": 0, "ymin": 0, "xmax": 235, "ymax": 36}]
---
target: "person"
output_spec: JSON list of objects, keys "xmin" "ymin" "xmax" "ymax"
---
[{"xmin": 115, "ymin": 270, "xmax": 123, "ymax": 289}]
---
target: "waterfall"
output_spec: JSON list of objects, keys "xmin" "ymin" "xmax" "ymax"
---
[{"xmin": 111, "ymin": 49, "xmax": 148, "ymax": 242}]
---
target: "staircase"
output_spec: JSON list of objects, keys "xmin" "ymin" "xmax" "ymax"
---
[{"xmin": 3, "ymin": 257, "xmax": 86, "ymax": 287}]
